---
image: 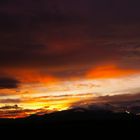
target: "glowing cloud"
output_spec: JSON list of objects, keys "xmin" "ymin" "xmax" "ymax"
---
[{"xmin": 86, "ymin": 64, "xmax": 139, "ymax": 79}]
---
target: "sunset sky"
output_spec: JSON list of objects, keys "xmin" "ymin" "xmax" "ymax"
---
[{"xmin": 1, "ymin": 0, "xmax": 140, "ymax": 118}]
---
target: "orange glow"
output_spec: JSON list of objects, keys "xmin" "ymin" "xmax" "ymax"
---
[
  {"xmin": 1, "ymin": 64, "xmax": 140, "ymax": 119},
  {"xmin": 20, "ymin": 96, "xmax": 84, "ymax": 109},
  {"xmin": 87, "ymin": 64, "xmax": 139, "ymax": 79},
  {"xmin": 0, "ymin": 95, "xmax": 94, "ymax": 118},
  {"xmin": 46, "ymin": 104, "xmax": 70, "ymax": 111},
  {"xmin": 2, "ymin": 68, "xmax": 58, "ymax": 85}
]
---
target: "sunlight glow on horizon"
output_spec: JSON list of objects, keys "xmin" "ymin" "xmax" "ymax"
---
[{"xmin": 1, "ymin": 64, "xmax": 140, "ymax": 118}]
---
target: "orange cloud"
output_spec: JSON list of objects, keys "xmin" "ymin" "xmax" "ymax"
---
[
  {"xmin": 86, "ymin": 64, "xmax": 139, "ymax": 79},
  {"xmin": 1, "ymin": 68, "xmax": 58, "ymax": 85}
]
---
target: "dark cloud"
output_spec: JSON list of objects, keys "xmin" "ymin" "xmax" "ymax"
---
[
  {"xmin": 0, "ymin": 0, "xmax": 140, "ymax": 34},
  {"xmin": 0, "ymin": 77, "xmax": 20, "ymax": 89},
  {"xmin": 0, "ymin": 0, "xmax": 140, "ymax": 78},
  {"xmin": 1, "ymin": 0, "xmax": 140, "ymax": 23},
  {"xmin": 0, "ymin": 104, "xmax": 21, "ymax": 110},
  {"xmin": 71, "ymin": 93, "xmax": 140, "ymax": 108}
]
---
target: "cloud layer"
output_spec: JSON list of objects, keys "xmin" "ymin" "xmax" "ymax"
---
[
  {"xmin": 0, "ymin": 0, "xmax": 140, "ymax": 118},
  {"xmin": 0, "ymin": 77, "xmax": 20, "ymax": 89}
]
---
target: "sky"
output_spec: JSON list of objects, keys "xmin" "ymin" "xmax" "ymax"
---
[{"xmin": 1, "ymin": 0, "xmax": 140, "ymax": 118}]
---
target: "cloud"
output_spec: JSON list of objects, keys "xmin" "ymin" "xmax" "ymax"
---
[
  {"xmin": 0, "ymin": 77, "xmax": 20, "ymax": 89},
  {"xmin": 86, "ymin": 64, "xmax": 139, "ymax": 79},
  {"xmin": 71, "ymin": 93, "xmax": 140, "ymax": 109},
  {"xmin": 0, "ymin": 104, "xmax": 21, "ymax": 110},
  {"xmin": 0, "ymin": 0, "xmax": 140, "ymax": 118},
  {"xmin": 0, "ymin": 98, "xmax": 21, "ymax": 103},
  {"xmin": 0, "ymin": 105, "xmax": 35, "ymax": 118},
  {"xmin": 0, "ymin": 0, "xmax": 140, "ymax": 80},
  {"xmin": 0, "ymin": 93, "xmax": 12, "ymax": 97}
]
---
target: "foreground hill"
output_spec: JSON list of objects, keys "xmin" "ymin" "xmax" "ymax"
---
[{"xmin": 0, "ymin": 108, "xmax": 140, "ymax": 129}]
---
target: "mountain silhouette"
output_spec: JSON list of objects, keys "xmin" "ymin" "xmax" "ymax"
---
[{"xmin": 0, "ymin": 108, "xmax": 140, "ymax": 128}]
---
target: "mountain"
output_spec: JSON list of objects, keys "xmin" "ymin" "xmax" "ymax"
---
[
  {"xmin": 0, "ymin": 108, "xmax": 140, "ymax": 127},
  {"xmin": 0, "ymin": 108, "xmax": 140, "ymax": 137}
]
